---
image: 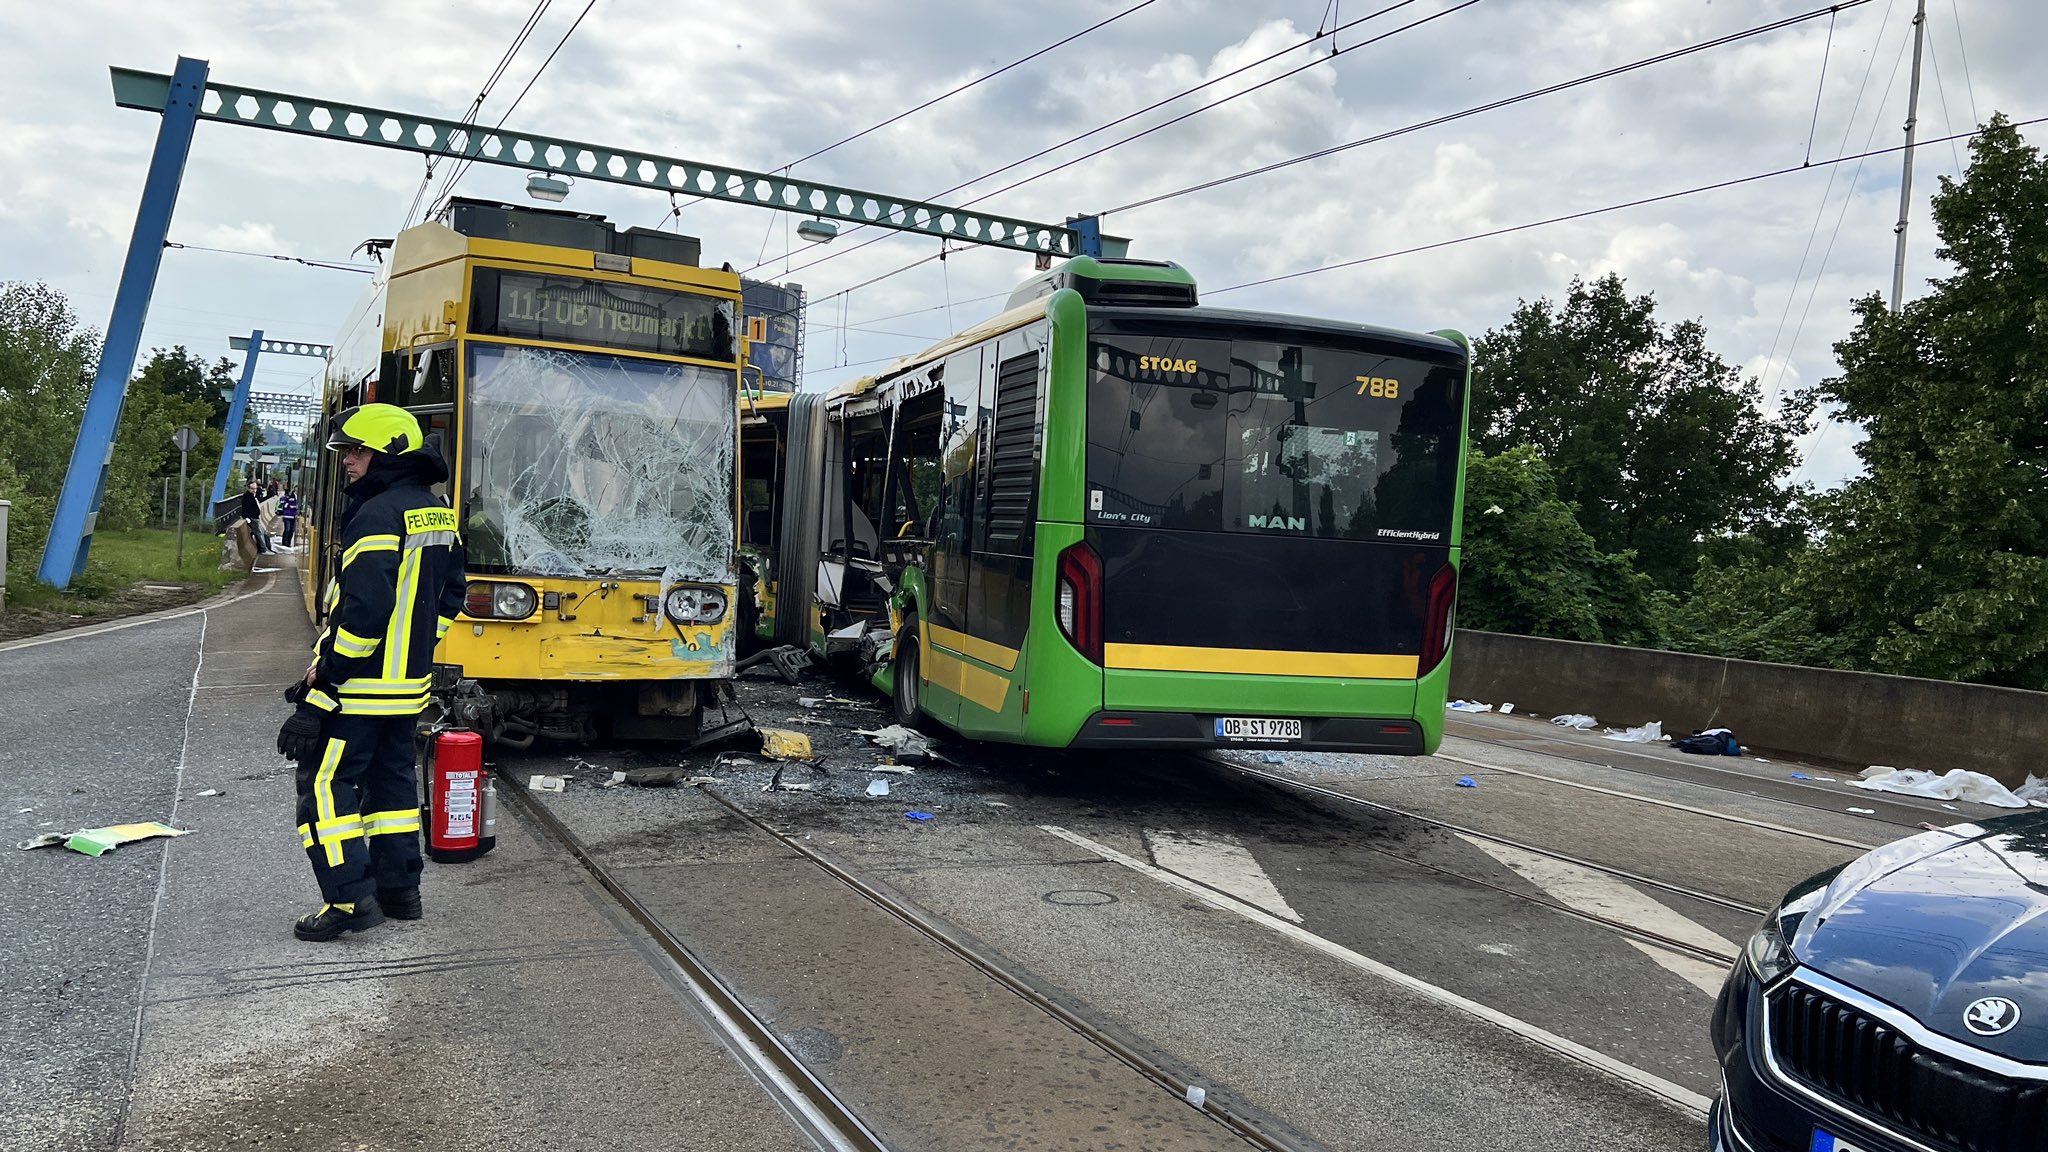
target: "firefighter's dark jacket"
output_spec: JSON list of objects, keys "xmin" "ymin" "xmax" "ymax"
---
[{"xmin": 309, "ymin": 447, "xmax": 465, "ymax": 716}]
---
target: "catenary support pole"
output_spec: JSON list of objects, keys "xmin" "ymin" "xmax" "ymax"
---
[
  {"xmin": 212, "ymin": 329, "xmax": 263, "ymax": 504},
  {"xmin": 38, "ymin": 56, "xmax": 210, "ymax": 589},
  {"xmin": 1890, "ymin": 0, "xmax": 1928, "ymax": 312}
]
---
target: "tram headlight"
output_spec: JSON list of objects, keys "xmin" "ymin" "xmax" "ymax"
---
[
  {"xmin": 464, "ymin": 580, "xmax": 537, "ymax": 620},
  {"xmin": 664, "ymin": 586, "xmax": 727, "ymax": 625}
]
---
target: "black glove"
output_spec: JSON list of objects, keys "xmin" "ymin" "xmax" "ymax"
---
[
  {"xmin": 276, "ymin": 704, "xmax": 328, "ymax": 763},
  {"xmin": 283, "ymin": 679, "xmax": 309, "ymax": 705}
]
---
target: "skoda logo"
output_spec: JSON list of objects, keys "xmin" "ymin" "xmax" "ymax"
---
[{"xmin": 1963, "ymin": 997, "xmax": 2022, "ymax": 1037}]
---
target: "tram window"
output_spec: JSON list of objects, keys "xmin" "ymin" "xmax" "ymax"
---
[
  {"xmin": 386, "ymin": 347, "xmax": 455, "ymax": 407},
  {"xmin": 416, "ymin": 410, "xmax": 455, "ymax": 500},
  {"xmin": 740, "ymin": 432, "xmax": 780, "ymax": 550}
]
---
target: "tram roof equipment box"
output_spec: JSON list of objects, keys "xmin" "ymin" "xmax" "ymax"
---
[{"xmin": 439, "ymin": 198, "xmax": 701, "ymax": 268}]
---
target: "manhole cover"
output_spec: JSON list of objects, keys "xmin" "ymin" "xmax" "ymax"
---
[{"xmin": 1042, "ymin": 889, "xmax": 1118, "ymax": 907}]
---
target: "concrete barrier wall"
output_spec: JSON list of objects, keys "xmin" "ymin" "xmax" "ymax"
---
[{"xmin": 1448, "ymin": 629, "xmax": 2046, "ymax": 787}]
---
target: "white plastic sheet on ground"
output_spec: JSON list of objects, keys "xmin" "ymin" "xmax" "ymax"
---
[
  {"xmin": 1852, "ymin": 766, "xmax": 2035, "ymax": 809},
  {"xmin": 857, "ymin": 724, "xmax": 934, "ymax": 759},
  {"xmin": 1550, "ymin": 714, "xmax": 1597, "ymax": 730},
  {"xmin": 2018, "ymin": 775, "xmax": 2048, "ymax": 808},
  {"xmin": 1602, "ymin": 721, "xmax": 1664, "ymax": 743},
  {"xmin": 1446, "ymin": 699, "xmax": 1493, "ymax": 713}
]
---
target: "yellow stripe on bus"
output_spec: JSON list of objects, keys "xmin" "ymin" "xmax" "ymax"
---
[
  {"xmin": 925, "ymin": 622, "xmax": 1020, "ymax": 672},
  {"xmin": 922, "ymin": 642, "xmax": 1011, "ymax": 713},
  {"xmin": 1103, "ymin": 644, "xmax": 1420, "ymax": 680}
]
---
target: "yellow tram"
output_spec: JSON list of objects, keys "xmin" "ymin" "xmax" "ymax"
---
[{"xmin": 303, "ymin": 199, "xmax": 747, "ymax": 745}]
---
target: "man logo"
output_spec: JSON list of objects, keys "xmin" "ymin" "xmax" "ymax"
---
[
  {"xmin": 1246, "ymin": 515, "xmax": 1306, "ymax": 532},
  {"xmin": 1963, "ymin": 997, "xmax": 2022, "ymax": 1036}
]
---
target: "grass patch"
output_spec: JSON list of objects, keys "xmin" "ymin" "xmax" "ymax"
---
[{"xmin": 3, "ymin": 527, "xmax": 248, "ymax": 636}]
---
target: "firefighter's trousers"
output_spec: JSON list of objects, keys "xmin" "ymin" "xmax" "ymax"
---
[{"xmin": 294, "ymin": 711, "xmax": 424, "ymax": 906}]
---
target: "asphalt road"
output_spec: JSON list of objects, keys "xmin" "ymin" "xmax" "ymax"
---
[{"xmin": 11, "ymin": 584, "xmax": 2024, "ymax": 1152}]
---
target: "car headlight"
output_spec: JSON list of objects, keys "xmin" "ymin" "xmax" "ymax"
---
[
  {"xmin": 1744, "ymin": 883, "xmax": 1824, "ymax": 986},
  {"xmin": 1745, "ymin": 918, "xmax": 1796, "ymax": 986},
  {"xmin": 664, "ymin": 586, "xmax": 727, "ymax": 624}
]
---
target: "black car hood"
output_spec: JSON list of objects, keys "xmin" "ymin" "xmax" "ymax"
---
[{"xmin": 1793, "ymin": 810, "xmax": 2048, "ymax": 1061}]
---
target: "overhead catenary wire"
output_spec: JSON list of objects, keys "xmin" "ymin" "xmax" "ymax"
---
[
  {"xmin": 163, "ymin": 241, "xmax": 376, "ymax": 275},
  {"xmin": 1103, "ymin": 0, "xmax": 1873, "ymax": 216},
  {"xmin": 1205, "ymin": 117, "xmax": 2044, "ymax": 296},
  {"xmin": 1803, "ymin": 9, "xmax": 1838, "ymax": 165},
  {"xmin": 1758, "ymin": 0, "xmax": 1898, "ymax": 404},
  {"xmin": 426, "ymin": 0, "xmax": 601, "ymax": 220},
  {"xmin": 1770, "ymin": 17, "xmax": 1914, "ymax": 414},
  {"xmin": 403, "ymin": 0, "xmax": 554, "ymax": 227},
  {"xmin": 748, "ymin": 0, "xmax": 1445, "ymax": 279},
  {"xmin": 658, "ymin": 0, "xmax": 1165, "ymax": 229}
]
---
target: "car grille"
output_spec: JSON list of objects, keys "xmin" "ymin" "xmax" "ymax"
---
[{"xmin": 1770, "ymin": 983, "xmax": 2048, "ymax": 1152}]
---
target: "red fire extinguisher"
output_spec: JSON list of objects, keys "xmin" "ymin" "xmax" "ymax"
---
[{"xmin": 425, "ymin": 728, "xmax": 497, "ymax": 863}]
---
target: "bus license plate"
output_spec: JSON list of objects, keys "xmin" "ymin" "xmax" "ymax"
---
[{"xmin": 1216, "ymin": 717, "xmax": 1302, "ymax": 742}]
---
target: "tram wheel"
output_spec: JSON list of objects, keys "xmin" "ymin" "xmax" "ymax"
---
[{"xmin": 893, "ymin": 620, "xmax": 922, "ymax": 727}]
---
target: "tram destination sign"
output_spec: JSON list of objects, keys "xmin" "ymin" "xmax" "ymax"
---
[{"xmin": 471, "ymin": 268, "xmax": 734, "ymax": 361}]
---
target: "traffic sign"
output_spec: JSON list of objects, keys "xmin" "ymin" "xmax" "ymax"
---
[{"xmin": 171, "ymin": 425, "xmax": 199, "ymax": 451}]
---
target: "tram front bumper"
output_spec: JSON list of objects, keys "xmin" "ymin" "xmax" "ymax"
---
[{"xmin": 1066, "ymin": 711, "xmax": 1426, "ymax": 754}]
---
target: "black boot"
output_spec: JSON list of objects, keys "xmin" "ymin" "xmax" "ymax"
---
[
  {"xmin": 377, "ymin": 887, "xmax": 423, "ymax": 920},
  {"xmin": 293, "ymin": 899, "xmax": 385, "ymax": 941}
]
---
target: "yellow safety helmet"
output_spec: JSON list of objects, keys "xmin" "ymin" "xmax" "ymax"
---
[{"xmin": 325, "ymin": 403, "xmax": 422, "ymax": 455}]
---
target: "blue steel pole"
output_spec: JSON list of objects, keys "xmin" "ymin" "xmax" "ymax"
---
[
  {"xmin": 212, "ymin": 330, "xmax": 263, "ymax": 505},
  {"xmin": 1067, "ymin": 215, "xmax": 1104, "ymax": 258},
  {"xmin": 38, "ymin": 56, "xmax": 210, "ymax": 589}
]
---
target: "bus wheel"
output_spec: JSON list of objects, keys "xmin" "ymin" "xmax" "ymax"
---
[{"xmin": 893, "ymin": 620, "xmax": 922, "ymax": 727}]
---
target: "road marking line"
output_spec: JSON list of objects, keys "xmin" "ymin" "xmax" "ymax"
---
[
  {"xmin": 1040, "ymin": 825, "xmax": 1711, "ymax": 1117},
  {"xmin": 1436, "ymin": 750, "xmax": 1881, "ymax": 850},
  {"xmin": 1456, "ymin": 834, "xmax": 1739, "ymax": 956},
  {"xmin": 1145, "ymin": 830, "xmax": 1303, "ymax": 923},
  {"xmin": 1626, "ymin": 941, "xmax": 1731, "ymax": 998},
  {"xmin": 0, "ymin": 570, "xmax": 278, "ymax": 653},
  {"xmin": 1457, "ymin": 834, "xmax": 1739, "ymax": 990}
]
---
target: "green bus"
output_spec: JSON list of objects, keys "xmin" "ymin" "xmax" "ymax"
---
[{"xmin": 759, "ymin": 256, "xmax": 1471, "ymax": 754}]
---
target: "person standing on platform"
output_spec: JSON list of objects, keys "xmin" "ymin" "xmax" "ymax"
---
[
  {"xmin": 239, "ymin": 480, "xmax": 271, "ymax": 555},
  {"xmin": 278, "ymin": 488, "xmax": 301, "ymax": 550},
  {"xmin": 275, "ymin": 404, "xmax": 466, "ymax": 941}
]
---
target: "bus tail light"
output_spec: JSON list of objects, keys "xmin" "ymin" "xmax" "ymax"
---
[
  {"xmin": 1420, "ymin": 563, "xmax": 1458, "ymax": 675},
  {"xmin": 1055, "ymin": 541, "xmax": 1104, "ymax": 665}
]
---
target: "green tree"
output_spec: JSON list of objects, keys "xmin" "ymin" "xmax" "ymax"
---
[
  {"xmin": 1459, "ymin": 445, "xmax": 1665, "ymax": 646},
  {"xmin": 101, "ymin": 349, "xmax": 227, "ymax": 530},
  {"xmin": 1471, "ymin": 274, "xmax": 1811, "ymax": 590},
  {"xmin": 0, "ymin": 282, "xmax": 100, "ymax": 567},
  {"xmin": 1795, "ymin": 115, "xmax": 2048, "ymax": 688}
]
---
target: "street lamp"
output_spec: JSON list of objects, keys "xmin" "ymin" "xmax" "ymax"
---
[{"xmin": 526, "ymin": 172, "xmax": 572, "ymax": 203}]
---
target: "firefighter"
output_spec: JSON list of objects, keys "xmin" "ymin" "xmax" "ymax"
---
[{"xmin": 276, "ymin": 403, "xmax": 465, "ymax": 941}]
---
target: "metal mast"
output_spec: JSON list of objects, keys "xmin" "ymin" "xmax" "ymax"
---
[{"xmin": 1890, "ymin": 0, "xmax": 1929, "ymax": 312}]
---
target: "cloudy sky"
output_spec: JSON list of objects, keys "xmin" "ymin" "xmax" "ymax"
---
[{"xmin": 3, "ymin": 0, "xmax": 2041, "ymax": 488}]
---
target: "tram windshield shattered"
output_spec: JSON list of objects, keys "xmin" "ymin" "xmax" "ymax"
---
[{"xmin": 462, "ymin": 344, "xmax": 735, "ymax": 581}]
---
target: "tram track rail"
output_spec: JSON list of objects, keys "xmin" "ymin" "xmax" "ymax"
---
[
  {"xmin": 506, "ymin": 769, "xmax": 1318, "ymax": 1152},
  {"xmin": 502, "ymin": 780, "xmax": 894, "ymax": 1152},
  {"xmin": 1198, "ymin": 758, "xmax": 1755, "ymax": 966},
  {"xmin": 1442, "ymin": 721, "xmax": 1935, "ymax": 833}
]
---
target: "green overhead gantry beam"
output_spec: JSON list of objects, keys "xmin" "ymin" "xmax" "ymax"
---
[
  {"xmin": 229, "ymin": 335, "xmax": 332, "ymax": 358},
  {"xmin": 110, "ymin": 67, "xmax": 1090, "ymax": 258}
]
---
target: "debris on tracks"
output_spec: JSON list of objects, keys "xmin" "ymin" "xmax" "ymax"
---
[
  {"xmin": 759, "ymin": 728, "xmax": 814, "ymax": 761},
  {"xmin": 856, "ymin": 724, "xmax": 933, "ymax": 760}
]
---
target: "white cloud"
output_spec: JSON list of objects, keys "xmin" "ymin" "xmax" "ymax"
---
[{"xmin": 1, "ymin": 0, "xmax": 2040, "ymax": 491}]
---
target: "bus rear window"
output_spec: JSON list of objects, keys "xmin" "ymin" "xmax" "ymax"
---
[{"xmin": 1085, "ymin": 320, "xmax": 1465, "ymax": 541}]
